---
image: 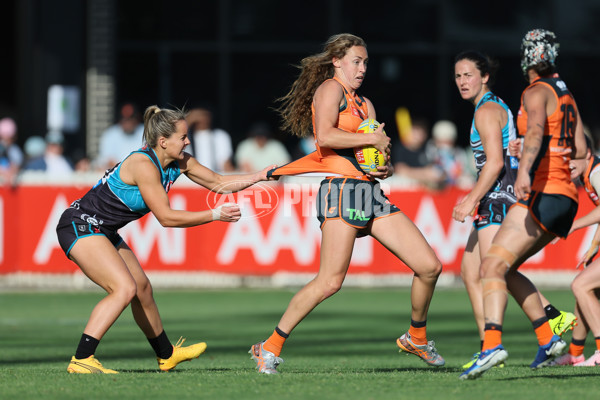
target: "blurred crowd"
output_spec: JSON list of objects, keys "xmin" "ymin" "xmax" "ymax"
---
[
  {"xmin": 13, "ymin": 101, "xmax": 600, "ymax": 191},
  {"xmin": 0, "ymin": 103, "xmax": 294, "ymax": 187},
  {"xmin": 391, "ymin": 117, "xmax": 476, "ymax": 190}
]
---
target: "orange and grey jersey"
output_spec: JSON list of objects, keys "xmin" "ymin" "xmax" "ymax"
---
[
  {"xmin": 516, "ymin": 74, "xmax": 578, "ymax": 202},
  {"xmin": 268, "ymin": 77, "xmax": 369, "ymax": 179},
  {"xmin": 581, "ymin": 154, "xmax": 600, "ymax": 206},
  {"xmin": 312, "ymin": 76, "xmax": 368, "ymax": 159}
]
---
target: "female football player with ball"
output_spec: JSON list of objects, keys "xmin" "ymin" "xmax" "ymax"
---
[
  {"xmin": 56, "ymin": 105, "xmax": 274, "ymax": 373},
  {"xmin": 249, "ymin": 33, "xmax": 446, "ymax": 374}
]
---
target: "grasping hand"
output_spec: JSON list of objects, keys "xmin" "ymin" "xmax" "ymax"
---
[
  {"xmin": 368, "ymin": 162, "xmax": 393, "ymax": 180},
  {"xmin": 577, "ymin": 240, "xmax": 600, "ymax": 269},
  {"xmin": 212, "ymin": 203, "xmax": 242, "ymax": 222},
  {"xmin": 372, "ymin": 123, "xmax": 390, "ymax": 156},
  {"xmin": 257, "ymin": 164, "xmax": 279, "ymax": 181},
  {"xmin": 452, "ymin": 198, "xmax": 479, "ymax": 223},
  {"xmin": 514, "ymin": 172, "xmax": 531, "ymax": 201},
  {"xmin": 508, "ymin": 138, "xmax": 522, "ymax": 158}
]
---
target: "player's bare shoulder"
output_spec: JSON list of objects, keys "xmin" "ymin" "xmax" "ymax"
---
[{"xmin": 120, "ymin": 152, "xmax": 159, "ymax": 185}]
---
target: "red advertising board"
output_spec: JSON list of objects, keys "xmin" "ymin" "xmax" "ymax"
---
[{"xmin": 0, "ymin": 182, "xmax": 595, "ymax": 276}]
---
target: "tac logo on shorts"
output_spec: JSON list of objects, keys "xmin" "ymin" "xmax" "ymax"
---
[
  {"xmin": 346, "ymin": 208, "xmax": 369, "ymax": 221},
  {"xmin": 510, "ymin": 156, "xmax": 519, "ymax": 169}
]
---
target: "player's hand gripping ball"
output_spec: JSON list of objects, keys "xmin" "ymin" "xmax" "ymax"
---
[{"xmin": 354, "ymin": 118, "xmax": 387, "ymax": 173}]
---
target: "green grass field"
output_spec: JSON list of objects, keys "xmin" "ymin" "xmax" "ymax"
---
[{"xmin": 1, "ymin": 288, "xmax": 599, "ymax": 400}]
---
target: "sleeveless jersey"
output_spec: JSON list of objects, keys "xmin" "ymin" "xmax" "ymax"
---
[
  {"xmin": 68, "ymin": 146, "xmax": 181, "ymax": 231},
  {"xmin": 516, "ymin": 74, "xmax": 578, "ymax": 202},
  {"xmin": 471, "ymin": 92, "xmax": 518, "ymax": 202},
  {"xmin": 582, "ymin": 155, "xmax": 600, "ymax": 206},
  {"xmin": 268, "ymin": 77, "xmax": 369, "ymax": 179}
]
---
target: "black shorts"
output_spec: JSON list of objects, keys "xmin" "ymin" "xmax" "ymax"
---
[
  {"xmin": 56, "ymin": 208, "xmax": 123, "ymax": 256},
  {"xmin": 316, "ymin": 177, "xmax": 401, "ymax": 232},
  {"xmin": 517, "ymin": 191, "xmax": 578, "ymax": 238},
  {"xmin": 474, "ymin": 192, "xmax": 516, "ymax": 230}
]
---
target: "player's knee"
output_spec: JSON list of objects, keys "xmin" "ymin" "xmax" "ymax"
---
[
  {"xmin": 135, "ymin": 277, "xmax": 154, "ymax": 300},
  {"xmin": 482, "ymin": 244, "xmax": 516, "ymax": 275},
  {"xmin": 460, "ymin": 264, "xmax": 475, "ymax": 283},
  {"xmin": 112, "ymin": 278, "xmax": 137, "ymax": 304},
  {"xmin": 413, "ymin": 261, "xmax": 442, "ymax": 284},
  {"xmin": 423, "ymin": 259, "xmax": 442, "ymax": 280},
  {"xmin": 460, "ymin": 267, "xmax": 479, "ymax": 288},
  {"xmin": 570, "ymin": 275, "xmax": 590, "ymax": 298},
  {"xmin": 322, "ymin": 277, "xmax": 344, "ymax": 298},
  {"xmin": 479, "ymin": 257, "xmax": 506, "ymax": 280},
  {"xmin": 433, "ymin": 260, "xmax": 443, "ymax": 278},
  {"xmin": 125, "ymin": 285, "xmax": 138, "ymax": 304}
]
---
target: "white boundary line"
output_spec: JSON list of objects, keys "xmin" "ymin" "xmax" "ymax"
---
[{"xmin": 0, "ymin": 270, "xmax": 577, "ymax": 291}]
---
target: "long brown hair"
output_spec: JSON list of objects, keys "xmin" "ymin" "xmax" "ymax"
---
[{"xmin": 275, "ymin": 33, "xmax": 367, "ymax": 137}]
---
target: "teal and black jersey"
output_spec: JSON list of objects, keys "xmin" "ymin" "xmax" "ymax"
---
[
  {"xmin": 470, "ymin": 91, "xmax": 519, "ymax": 202},
  {"xmin": 67, "ymin": 146, "xmax": 181, "ymax": 231}
]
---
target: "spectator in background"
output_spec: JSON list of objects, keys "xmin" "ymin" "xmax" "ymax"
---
[
  {"xmin": 23, "ymin": 130, "xmax": 73, "ymax": 178},
  {"xmin": 23, "ymin": 136, "xmax": 46, "ymax": 163},
  {"xmin": 291, "ymin": 135, "xmax": 317, "ymax": 160},
  {"xmin": 185, "ymin": 106, "xmax": 234, "ymax": 173},
  {"xmin": 392, "ymin": 118, "xmax": 445, "ymax": 189},
  {"xmin": 96, "ymin": 103, "xmax": 144, "ymax": 170},
  {"xmin": 71, "ymin": 149, "xmax": 92, "ymax": 173},
  {"xmin": 426, "ymin": 120, "xmax": 475, "ymax": 189},
  {"xmin": 0, "ymin": 117, "xmax": 24, "ymax": 186},
  {"xmin": 235, "ymin": 121, "xmax": 291, "ymax": 172}
]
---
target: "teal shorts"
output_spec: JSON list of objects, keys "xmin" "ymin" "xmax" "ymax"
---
[{"xmin": 56, "ymin": 208, "xmax": 124, "ymax": 256}]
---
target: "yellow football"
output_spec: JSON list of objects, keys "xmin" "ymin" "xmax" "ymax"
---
[{"xmin": 354, "ymin": 118, "xmax": 386, "ymax": 173}]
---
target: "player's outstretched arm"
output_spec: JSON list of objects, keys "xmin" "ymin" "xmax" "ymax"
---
[{"xmin": 181, "ymin": 153, "xmax": 275, "ymax": 193}]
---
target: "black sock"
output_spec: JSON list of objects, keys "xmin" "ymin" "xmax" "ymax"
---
[
  {"xmin": 275, "ymin": 326, "xmax": 289, "ymax": 338},
  {"xmin": 484, "ymin": 323, "xmax": 502, "ymax": 332},
  {"xmin": 148, "ymin": 330, "xmax": 173, "ymax": 359},
  {"xmin": 75, "ymin": 333, "xmax": 100, "ymax": 360},
  {"xmin": 531, "ymin": 316, "xmax": 548, "ymax": 330},
  {"xmin": 480, "ymin": 340, "xmax": 484, "ymax": 351},
  {"xmin": 410, "ymin": 319, "xmax": 427, "ymax": 328},
  {"xmin": 572, "ymin": 338, "xmax": 586, "ymax": 346},
  {"xmin": 544, "ymin": 304, "xmax": 561, "ymax": 319}
]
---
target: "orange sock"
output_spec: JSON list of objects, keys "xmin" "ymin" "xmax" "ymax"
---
[
  {"xmin": 408, "ymin": 325, "xmax": 427, "ymax": 345},
  {"xmin": 569, "ymin": 342, "xmax": 585, "ymax": 357},
  {"xmin": 534, "ymin": 321, "xmax": 554, "ymax": 346},
  {"xmin": 263, "ymin": 329, "xmax": 287, "ymax": 357},
  {"xmin": 482, "ymin": 326, "xmax": 502, "ymax": 352},
  {"xmin": 595, "ymin": 337, "xmax": 600, "ymax": 351}
]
